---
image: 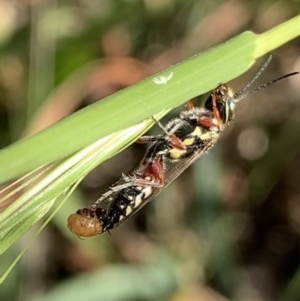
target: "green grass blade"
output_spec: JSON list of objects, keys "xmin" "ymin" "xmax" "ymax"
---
[
  {"xmin": 0, "ymin": 30, "xmax": 256, "ymax": 183},
  {"xmin": 0, "ymin": 14, "xmax": 299, "ymax": 254},
  {"xmin": 0, "ymin": 179, "xmax": 81, "ymax": 284},
  {"xmin": 0, "ymin": 14, "xmax": 299, "ymax": 183},
  {"xmin": 255, "ymin": 15, "xmax": 300, "ymax": 58},
  {"xmin": 0, "ymin": 111, "xmax": 167, "ymax": 254},
  {"xmin": 0, "ymin": 14, "xmax": 299, "ymax": 281}
]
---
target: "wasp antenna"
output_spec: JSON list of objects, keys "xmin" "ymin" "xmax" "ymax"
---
[
  {"xmin": 234, "ymin": 55, "xmax": 273, "ymax": 100},
  {"xmin": 234, "ymin": 71, "xmax": 299, "ymax": 103}
]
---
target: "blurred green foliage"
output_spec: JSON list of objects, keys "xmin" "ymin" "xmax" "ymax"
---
[{"xmin": 0, "ymin": 1, "xmax": 300, "ymax": 301}]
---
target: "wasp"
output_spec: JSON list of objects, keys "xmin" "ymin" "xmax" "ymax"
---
[
  {"xmin": 68, "ymin": 112, "xmax": 217, "ymax": 237},
  {"xmin": 67, "ymin": 138, "xmax": 216, "ymax": 237},
  {"xmin": 67, "ymin": 55, "xmax": 298, "ymax": 237}
]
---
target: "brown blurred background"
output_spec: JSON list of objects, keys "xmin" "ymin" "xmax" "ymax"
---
[{"xmin": 1, "ymin": 1, "xmax": 300, "ymax": 301}]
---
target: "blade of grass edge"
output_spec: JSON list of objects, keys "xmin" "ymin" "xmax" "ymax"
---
[
  {"xmin": 0, "ymin": 179, "xmax": 82, "ymax": 284},
  {"xmin": 0, "ymin": 111, "xmax": 168, "ymax": 253},
  {"xmin": 0, "ymin": 31, "xmax": 258, "ymax": 183},
  {"xmin": 1, "ymin": 14, "xmax": 299, "ymax": 183}
]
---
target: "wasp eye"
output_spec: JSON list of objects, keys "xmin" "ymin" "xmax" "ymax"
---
[{"xmin": 221, "ymin": 86, "xmax": 228, "ymax": 95}]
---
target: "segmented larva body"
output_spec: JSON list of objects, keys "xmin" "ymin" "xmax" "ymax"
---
[{"xmin": 67, "ymin": 208, "xmax": 105, "ymax": 237}]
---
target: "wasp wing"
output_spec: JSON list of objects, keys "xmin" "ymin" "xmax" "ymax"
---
[{"xmin": 113, "ymin": 137, "xmax": 217, "ymax": 227}]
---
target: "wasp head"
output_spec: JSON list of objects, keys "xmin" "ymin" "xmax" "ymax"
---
[{"xmin": 204, "ymin": 84, "xmax": 236, "ymax": 124}]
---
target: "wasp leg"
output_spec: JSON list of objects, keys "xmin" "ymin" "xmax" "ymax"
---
[
  {"xmin": 153, "ymin": 117, "xmax": 188, "ymax": 151},
  {"xmin": 138, "ymin": 128, "xmax": 187, "ymax": 152},
  {"xmin": 90, "ymin": 181, "xmax": 135, "ymax": 210},
  {"xmin": 137, "ymin": 135, "xmax": 165, "ymax": 144},
  {"xmin": 197, "ymin": 117, "xmax": 218, "ymax": 128},
  {"xmin": 192, "ymin": 94, "xmax": 222, "ymax": 129},
  {"xmin": 131, "ymin": 158, "xmax": 165, "ymax": 188},
  {"xmin": 139, "ymin": 133, "xmax": 187, "ymax": 150},
  {"xmin": 211, "ymin": 93, "xmax": 223, "ymax": 127},
  {"xmin": 92, "ymin": 158, "xmax": 165, "ymax": 210},
  {"xmin": 185, "ymin": 100, "xmax": 194, "ymax": 110},
  {"xmin": 137, "ymin": 116, "xmax": 181, "ymax": 145}
]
